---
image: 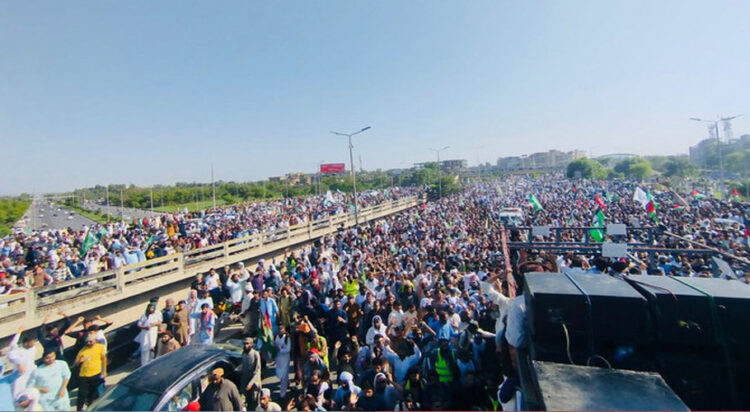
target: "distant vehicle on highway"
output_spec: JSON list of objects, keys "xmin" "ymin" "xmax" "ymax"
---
[
  {"xmin": 68, "ymin": 215, "xmax": 74, "ymax": 220},
  {"xmin": 499, "ymin": 207, "xmax": 524, "ymax": 225},
  {"xmin": 88, "ymin": 344, "xmax": 243, "ymax": 411},
  {"xmin": 53, "ymin": 213, "xmax": 57, "ymax": 217}
]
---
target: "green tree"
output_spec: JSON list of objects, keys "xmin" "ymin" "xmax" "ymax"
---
[
  {"xmin": 614, "ymin": 158, "xmax": 652, "ymax": 179},
  {"xmin": 629, "ymin": 161, "xmax": 652, "ymax": 180},
  {"xmin": 663, "ymin": 157, "xmax": 698, "ymax": 178},
  {"xmin": 567, "ymin": 158, "xmax": 608, "ymax": 179}
]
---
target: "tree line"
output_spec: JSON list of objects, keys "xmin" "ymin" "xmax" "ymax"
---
[
  {"xmin": 62, "ymin": 165, "xmax": 461, "ymax": 210},
  {"xmin": 0, "ymin": 198, "xmax": 31, "ymax": 235}
]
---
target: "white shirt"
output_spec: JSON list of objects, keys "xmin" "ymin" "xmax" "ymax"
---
[
  {"xmin": 505, "ymin": 295, "xmax": 527, "ymax": 349},
  {"xmin": 205, "ymin": 273, "xmax": 220, "ymax": 290},
  {"xmin": 256, "ymin": 402, "xmax": 282, "ymax": 411},
  {"xmin": 226, "ymin": 279, "xmax": 245, "ymax": 304},
  {"xmin": 481, "ymin": 281, "xmax": 511, "ymax": 335}
]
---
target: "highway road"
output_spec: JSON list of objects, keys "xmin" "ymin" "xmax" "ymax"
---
[
  {"xmin": 83, "ymin": 201, "xmax": 165, "ymax": 221},
  {"xmin": 22, "ymin": 199, "xmax": 98, "ymax": 232}
]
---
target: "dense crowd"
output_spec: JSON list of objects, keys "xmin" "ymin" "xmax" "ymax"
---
[
  {"xmin": 0, "ymin": 188, "xmax": 419, "ymax": 295},
  {"xmin": 4, "ymin": 175, "xmax": 749, "ymax": 411}
]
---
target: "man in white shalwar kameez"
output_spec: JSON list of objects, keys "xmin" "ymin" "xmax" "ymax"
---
[
  {"xmin": 273, "ymin": 325, "xmax": 292, "ymax": 398},
  {"xmin": 136, "ymin": 303, "xmax": 162, "ymax": 366}
]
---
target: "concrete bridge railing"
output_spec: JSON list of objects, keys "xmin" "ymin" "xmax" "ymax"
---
[{"xmin": 0, "ymin": 196, "xmax": 419, "ymax": 339}]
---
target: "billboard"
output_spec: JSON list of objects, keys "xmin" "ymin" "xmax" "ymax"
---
[{"xmin": 320, "ymin": 163, "xmax": 346, "ymax": 174}]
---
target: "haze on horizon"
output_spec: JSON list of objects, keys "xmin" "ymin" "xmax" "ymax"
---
[{"xmin": 2, "ymin": 1, "xmax": 749, "ymax": 196}]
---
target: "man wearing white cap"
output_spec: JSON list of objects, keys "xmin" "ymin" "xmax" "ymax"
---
[{"xmin": 255, "ymin": 388, "xmax": 281, "ymax": 411}]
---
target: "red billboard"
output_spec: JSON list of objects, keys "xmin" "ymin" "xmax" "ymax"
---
[{"xmin": 320, "ymin": 163, "xmax": 346, "ymax": 174}]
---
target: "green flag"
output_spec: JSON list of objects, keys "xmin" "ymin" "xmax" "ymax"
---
[
  {"xmin": 144, "ymin": 235, "xmax": 155, "ymax": 249},
  {"xmin": 529, "ymin": 194, "xmax": 544, "ymax": 211},
  {"xmin": 80, "ymin": 229, "xmax": 98, "ymax": 256},
  {"xmin": 589, "ymin": 210, "xmax": 606, "ymax": 242}
]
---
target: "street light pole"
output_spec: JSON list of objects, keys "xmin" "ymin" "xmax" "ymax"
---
[
  {"xmin": 211, "ymin": 161, "xmax": 216, "ymax": 209},
  {"xmin": 105, "ymin": 185, "xmax": 110, "ymax": 223},
  {"xmin": 317, "ymin": 160, "xmax": 325, "ymax": 196},
  {"xmin": 430, "ymin": 146, "xmax": 450, "ymax": 199},
  {"xmin": 331, "ymin": 126, "xmax": 372, "ymax": 225},
  {"xmin": 691, "ymin": 115, "xmax": 742, "ymax": 199}
]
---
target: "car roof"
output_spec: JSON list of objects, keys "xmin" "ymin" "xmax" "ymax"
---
[{"xmin": 119, "ymin": 345, "xmax": 231, "ymax": 393}]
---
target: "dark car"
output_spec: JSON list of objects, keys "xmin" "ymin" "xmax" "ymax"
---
[{"xmin": 88, "ymin": 343, "xmax": 243, "ymax": 411}]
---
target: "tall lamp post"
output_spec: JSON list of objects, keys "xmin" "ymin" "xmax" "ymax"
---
[
  {"xmin": 331, "ymin": 126, "xmax": 371, "ymax": 225},
  {"xmin": 317, "ymin": 160, "xmax": 325, "ymax": 196},
  {"xmin": 430, "ymin": 146, "xmax": 450, "ymax": 199},
  {"xmin": 690, "ymin": 115, "xmax": 742, "ymax": 199}
]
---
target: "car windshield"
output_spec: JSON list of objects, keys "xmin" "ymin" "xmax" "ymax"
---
[{"xmin": 88, "ymin": 383, "xmax": 160, "ymax": 411}]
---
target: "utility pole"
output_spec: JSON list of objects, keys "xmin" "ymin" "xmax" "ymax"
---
[
  {"xmin": 331, "ymin": 126, "xmax": 372, "ymax": 226},
  {"xmin": 318, "ymin": 160, "xmax": 325, "ymax": 196},
  {"xmin": 211, "ymin": 161, "xmax": 216, "ymax": 209},
  {"xmin": 150, "ymin": 188, "xmax": 154, "ymax": 213},
  {"xmin": 430, "ymin": 146, "xmax": 450, "ymax": 199},
  {"xmin": 106, "ymin": 185, "xmax": 110, "ymax": 223}
]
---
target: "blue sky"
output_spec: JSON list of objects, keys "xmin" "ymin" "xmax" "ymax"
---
[{"xmin": 2, "ymin": 1, "xmax": 749, "ymax": 195}]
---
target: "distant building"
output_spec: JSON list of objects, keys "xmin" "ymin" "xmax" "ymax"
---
[
  {"xmin": 496, "ymin": 150, "xmax": 586, "ymax": 171},
  {"xmin": 689, "ymin": 138, "xmax": 716, "ymax": 166},
  {"xmin": 413, "ymin": 159, "xmax": 468, "ymax": 173},
  {"xmin": 284, "ymin": 172, "xmax": 312, "ymax": 186},
  {"xmin": 268, "ymin": 173, "xmax": 313, "ymax": 185}
]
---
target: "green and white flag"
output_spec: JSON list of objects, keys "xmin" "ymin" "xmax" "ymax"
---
[
  {"xmin": 589, "ymin": 210, "xmax": 606, "ymax": 242},
  {"xmin": 80, "ymin": 229, "xmax": 98, "ymax": 256},
  {"xmin": 529, "ymin": 194, "xmax": 544, "ymax": 211}
]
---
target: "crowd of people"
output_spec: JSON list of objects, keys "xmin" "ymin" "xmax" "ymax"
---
[
  {"xmin": 4, "ymin": 174, "xmax": 749, "ymax": 411},
  {"xmin": 129, "ymin": 175, "xmax": 749, "ymax": 411},
  {"xmin": 3, "ymin": 309, "xmax": 113, "ymax": 411},
  {"xmin": 0, "ymin": 188, "xmax": 420, "ymax": 295}
]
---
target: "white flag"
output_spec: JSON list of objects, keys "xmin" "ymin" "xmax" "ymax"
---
[
  {"xmin": 324, "ymin": 190, "xmax": 336, "ymax": 207},
  {"xmin": 633, "ymin": 187, "xmax": 649, "ymax": 208}
]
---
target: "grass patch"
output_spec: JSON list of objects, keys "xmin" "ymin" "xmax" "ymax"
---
[
  {"xmin": 66, "ymin": 203, "xmax": 110, "ymax": 224},
  {"xmin": 153, "ymin": 199, "xmax": 228, "ymax": 213},
  {"xmin": 0, "ymin": 198, "xmax": 30, "ymax": 235}
]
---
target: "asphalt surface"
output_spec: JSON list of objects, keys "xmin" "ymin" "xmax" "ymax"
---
[
  {"xmin": 83, "ymin": 202, "xmax": 165, "ymax": 221},
  {"xmin": 22, "ymin": 199, "xmax": 98, "ymax": 232}
]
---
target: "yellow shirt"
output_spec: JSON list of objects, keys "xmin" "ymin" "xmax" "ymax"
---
[{"xmin": 76, "ymin": 343, "xmax": 106, "ymax": 377}]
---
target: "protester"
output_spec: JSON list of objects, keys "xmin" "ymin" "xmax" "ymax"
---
[
  {"xmin": 198, "ymin": 368, "xmax": 242, "ymax": 412},
  {"xmin": 241, "ymin": 337, "xmax": 263, "ymax": 411},
  {"xmin": 6, "ymin": 327, "xmax": 38, "ymax": 399},
  {"xmin": 256, "ymin": 388, "xmax": 282, "ymax": 411},
  {"xmin": 155, "ymin": 331, "xmax": 182, "ymax": 358},
  {"xmin": 274, "ymin": 325, "xmax": 293, "ymax": 399},
  {"xmin": 73, "ymin": 335, "xmax": 106, "ymax": 411},
  {"xmin": 136, "ymin": 302, "xmax": 162, "ymax": 365},
  {"xmin": 26, "ymin": 349, "xmax": 71, "ymax": 411},
  {"xmin": 190, "ymin": 303, "xmax": 216, "ymax": 344}
]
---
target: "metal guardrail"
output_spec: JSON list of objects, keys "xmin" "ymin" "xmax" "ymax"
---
[
  {"xmin": 505, "ymin": 225, "xmax": 745, "ymax": 271},
  {"xmin": 0, "ymin": 197, "xmax": 419, "ymax": 335},
  {"xmin": 506, "ymin": 226, "xmax": 656, "ymax": 246}
]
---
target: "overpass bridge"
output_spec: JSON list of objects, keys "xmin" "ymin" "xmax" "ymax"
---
[{"xmin": 0, "ymin": 196, "xmax": 420, "ymax": 342}]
